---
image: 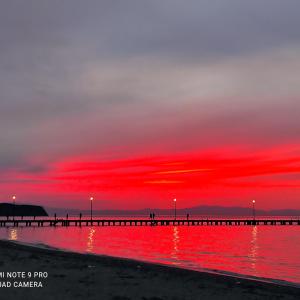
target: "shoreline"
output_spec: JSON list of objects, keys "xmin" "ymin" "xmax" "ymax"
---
[
  {"xmin": 3, "ymin": 239, "xmax": 300, "ymax": 289},
  {"xmin": 0, "ymin": 239, "xmax": 299, "ymax": 299}
]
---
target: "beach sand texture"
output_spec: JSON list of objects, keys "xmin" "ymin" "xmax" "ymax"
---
[{"xmin": 0, "ymin": 240, "xmax": 299, "ymax": 300}]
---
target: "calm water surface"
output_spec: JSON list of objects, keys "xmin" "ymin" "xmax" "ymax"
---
[{"xmin": 0, "ymin": 225, "xmax": 299, "ymax": 285}]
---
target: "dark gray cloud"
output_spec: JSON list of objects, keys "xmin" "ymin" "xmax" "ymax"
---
[
  {"xmin": 1, "ymin": 0, "xmax": 300, "ymax": 171},
  {"xmin": 1, "ymin": 0, "xmax": 300, "ymax": 59}
]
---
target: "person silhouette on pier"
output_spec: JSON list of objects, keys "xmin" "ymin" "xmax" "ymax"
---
[
  {"xmin": 187, "ymin": 213, "xmax": 189, "ymax": 220},
  {"xmin": 54, "ymin": 213, "xmax": 57, "ymax": 221},
  {"xmin": 79, "ymin": 213, "xmax": 82, "ymax": 220},
  {"xmin": 150, "ymin": 213, "xmax": 154, "ymax": 225}
]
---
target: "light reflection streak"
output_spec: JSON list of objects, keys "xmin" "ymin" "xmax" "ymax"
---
[
  {"xmin": 86, "ymin": 227, "xmax": 96, "ymax": 252},
  {"xmin": 171, "ymin": 226, "xmax": 180, "ymax": 265},
  {"xmin": 249, "ymin": 226, "xmax": 258, "ymax": 275},
  {"xmin": 9, "ymin": 228, "xmax": 18, "ymax": 241}
]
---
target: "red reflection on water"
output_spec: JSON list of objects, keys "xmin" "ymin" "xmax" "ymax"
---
[{"xmin": 1, "ymin": 226, "xmax": 300, "ymax": 284}]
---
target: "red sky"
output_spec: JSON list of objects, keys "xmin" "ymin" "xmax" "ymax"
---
[
  {"xmin": 1, "ymin": 1, "xmax": 300, "ymax": 210},
  {"xmin": 1, "ymin": 144, "xmax": 300, "ymax": 210}
]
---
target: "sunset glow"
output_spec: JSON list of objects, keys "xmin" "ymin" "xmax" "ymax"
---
[
  {"xmin": 1, "ymin": 1, "xmax": 300, "ymax": 211},
  {"xmin": 1, "ymin": 144, "xmax": 300, "ymax": 210}
]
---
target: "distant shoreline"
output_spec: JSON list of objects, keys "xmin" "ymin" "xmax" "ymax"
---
[{"xmin": 0, "ymin": 239, "xmax": 299, "ymax": 300}]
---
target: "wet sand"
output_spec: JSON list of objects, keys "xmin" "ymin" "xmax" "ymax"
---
[{"xmin": 0, "ymin": 239, "xmax": 299, "ymax": 300}]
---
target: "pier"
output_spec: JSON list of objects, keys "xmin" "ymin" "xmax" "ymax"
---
[{"xmin": 0, "ymin": 218, "xmax": 299, "ymax": 227}]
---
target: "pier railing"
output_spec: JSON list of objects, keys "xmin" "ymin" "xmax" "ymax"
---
[{"xmin": 0, "ymin": 218, "xmax": 299, "ymax": 227}]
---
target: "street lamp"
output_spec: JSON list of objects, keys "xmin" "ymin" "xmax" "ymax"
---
[
  {"xmin": 252, "ymin": 200, "xmax": 256, "ymax": 220},
  {"xmin": 174, "ymin": 198, "xmax": 177, "ymax": 220},
  {"xmin": 90, "ymin": 197, "xmax": 94, "ymax": 221},
  {"xmin": 12, "ymin": 195, "xmax": 16, "ymax": 221}
]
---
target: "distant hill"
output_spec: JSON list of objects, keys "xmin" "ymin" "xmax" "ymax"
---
[
  {"xmin": 45, "ymin": 205, "xmax": 300, "ymax": 217},
  {"xmin": 0, "ymin": 203, "xmax": 48, "ymax": 217}
]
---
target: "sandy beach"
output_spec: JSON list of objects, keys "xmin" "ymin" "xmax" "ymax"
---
[{"xmin": 0, "ymin": 239, "xmax": 299, "ymax": 300}]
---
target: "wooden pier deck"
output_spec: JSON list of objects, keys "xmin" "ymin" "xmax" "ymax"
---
[{"xmin": 0, "ymin": 218, "xmax": 299, "ymax": 227}]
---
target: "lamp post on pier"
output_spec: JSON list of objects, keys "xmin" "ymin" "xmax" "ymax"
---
[
  {"xmin": 174, "ymin": 198, "xmax": 177, "ymax": 220},
  {"xmin": 90, "ymin": 197, "xmax": 94, "ymax": 222},
  {"xmin": 12, "ymin": 195, "xmax": 16, "ymax": 221},
  {"xmin": 252, "ymin": 200, "xmax": 256, "ymax": 220}
]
